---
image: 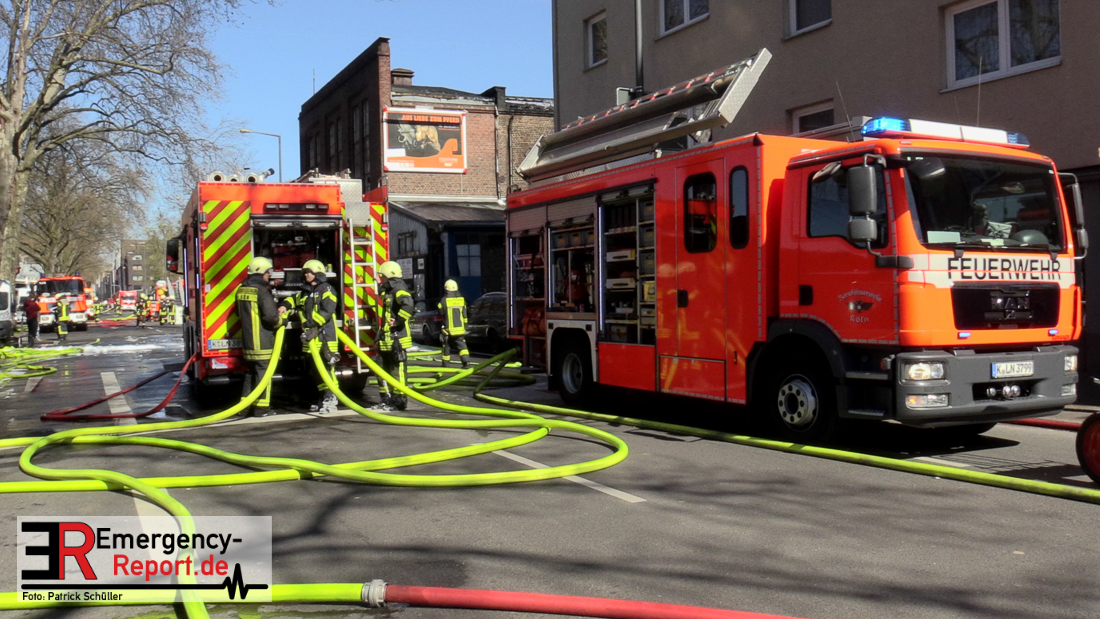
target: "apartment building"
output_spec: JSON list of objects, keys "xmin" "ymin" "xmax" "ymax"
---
[{"xmin": 553, "ymin": 0, "xmax": 1100, "ymax": 375}]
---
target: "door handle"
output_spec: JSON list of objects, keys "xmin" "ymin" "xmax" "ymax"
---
[{"xmin": 677, "ymin": 290, "xmax": 689, "ymax": 308}]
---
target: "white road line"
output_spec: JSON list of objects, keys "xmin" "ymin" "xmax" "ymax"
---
[
  {"xmin": 102, "ymin": 371, "xmax": 170, "ymax": 519},
  {"xmin": 912, "ymin": 456, "xmax": 973, "ymax": 469},
  {"xmin": 23, "ymin": 377, "xmax": 41, "ymax": 394},
  {"xmin": 490, "ymin": 450, "xmax": 646, "ymax": 503}
]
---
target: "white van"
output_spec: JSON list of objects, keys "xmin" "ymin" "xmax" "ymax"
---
[{"xmin": 0, "ymin": 280, "xmax": 13, "ymax": 345}]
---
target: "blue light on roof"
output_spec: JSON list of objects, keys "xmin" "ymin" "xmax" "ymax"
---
[
  {"xmin": 1007, "ymin": 132, "xmax": 1030, "ymax": 146},
  {"xmin": 862, "ymin": 117, "xmax": 910, "ymax": 136}
]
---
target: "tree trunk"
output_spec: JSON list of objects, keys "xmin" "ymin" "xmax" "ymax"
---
[{"xmin": 0, "ymin": 162, "xmax": 31, "ymax": 279}]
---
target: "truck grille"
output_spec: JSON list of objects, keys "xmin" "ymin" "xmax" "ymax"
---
[{"xmin": 952, "ymin": 285, "xmax": 1059, "ymax": 330}]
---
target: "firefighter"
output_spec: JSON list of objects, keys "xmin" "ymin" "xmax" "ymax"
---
[
  {"xmin": 374, "ymin": 261, "xmax": 414, "ymax": 411},
  {"xmin": 54, "ymin": 296, "xmax": 70, "ymax": 342},
  {"xmin": 136, "ymin": 293, "xmax": 148, "ymax": 327},
  {"xmin": 235, "ymin": 257, "xmax": 286, "ymax": 416},
  {"xmin": 289, "ymin": 259, "xmax": 339, "ymax": 413},
  {"xmin": 159, "ymin": 298, "xmax": 173, "ymax": 325},
  {"xmin": 437, "ymin": 279, "xmax": 470, "ymax": 369}
]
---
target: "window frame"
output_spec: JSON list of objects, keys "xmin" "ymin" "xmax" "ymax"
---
[
  {"xmin": 659, "ymin": 0, "xmax": 709, "ymax": 37},
  {"xmin": 945, "ymin": 0, "xmax": 1062, "ymax": 90},
  {"xmin": 586, "ymin": 11, "xmax": 608, "ymax": 69},
  {"xmin": 792, "ymin": 101, "xmax": 835, "ymax": 134},
  {"xmin": 789, "ymin": 0, "xmax": 832, "ymax": 37}
]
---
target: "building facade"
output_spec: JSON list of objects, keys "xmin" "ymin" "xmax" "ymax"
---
[
  {"xmin": 553, "ymin": 0, "xmax": 1100, "ymax": 376},
  {"xmin": 115, "ymin": 239, "xmax": 147, "ymax": 293},
  {"xmin": 299, "ymin": 37, "xmax": 554, "ymax": 306}
]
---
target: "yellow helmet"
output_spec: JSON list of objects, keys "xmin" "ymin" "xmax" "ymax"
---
[
  {"xmin": 248, "ymin": 256, "xmax": 274, "ymax": 274},
  {"xmin": 379, "ymin": 261, "xmax": 403, "ymax": 279},
  {"xmin": 444, "ymin": 279, "xmax": 459, "ymax": 292},
  {"xmin": 302, "ymin": 259, "xmax": 326, "ymax": 274}
]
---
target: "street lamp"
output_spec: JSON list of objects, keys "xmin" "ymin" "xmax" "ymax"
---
[{"xmin": 239, "ymin": 128, "xmax": 282, "ymax": 182}]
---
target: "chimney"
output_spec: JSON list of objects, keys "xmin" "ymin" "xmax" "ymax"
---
[{"xmin": 392, "ymin": 68, "xmax": 414, "ymax": 86}]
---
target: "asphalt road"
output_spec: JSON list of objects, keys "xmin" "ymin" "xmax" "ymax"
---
[{"xmin": 1, "ymin": 319, "xmax": 1098, "ymax": 619}]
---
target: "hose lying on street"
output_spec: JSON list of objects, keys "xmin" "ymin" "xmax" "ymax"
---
[{"xmin": 0, "ymin": 344, "xmax": 83, "ymax": 381}]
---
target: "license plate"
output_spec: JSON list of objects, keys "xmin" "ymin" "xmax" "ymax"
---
[{"xmin": 992, "ymin": 361, "xmax": 1033, "ymax": 378}]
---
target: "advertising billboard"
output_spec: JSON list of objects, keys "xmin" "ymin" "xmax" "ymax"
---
[{"xmin": 383, "ymin": 108, "xmax": 467, "ymax": 174}]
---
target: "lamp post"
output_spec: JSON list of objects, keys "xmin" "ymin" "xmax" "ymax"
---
[{"xmin": 239, "ymin": 129, "xmax": 282, "ymax": 182}]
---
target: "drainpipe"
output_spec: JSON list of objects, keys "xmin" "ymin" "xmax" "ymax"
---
[{"xmin": 635, "ymin": 0, "xmax": 644, "ymax": 93}]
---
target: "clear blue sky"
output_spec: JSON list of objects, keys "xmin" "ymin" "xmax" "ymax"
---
[{"xmin": 208, "ymin": 0, "xmax": 553, "ymax": 182}]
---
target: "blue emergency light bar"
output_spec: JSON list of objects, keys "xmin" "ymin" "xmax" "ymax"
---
[{"xmin": 862, "ymin": 117, "xmax": 1030, "ymax": 148}]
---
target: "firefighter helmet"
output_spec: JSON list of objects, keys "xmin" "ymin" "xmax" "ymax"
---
[
  {"xmin": 248, "ymin": 256, "xmax": 274, "ymax": 275},
  {"xmin": 444, "ymin": 279, "xmax": 459, "ymax": 292},
  {"xmin": 379, "ymin": 261, "xmax": 403, "ymax": 279},
  {"xmin": 302, "ymin": 259, "xmax": 326, "ymax": 274}
]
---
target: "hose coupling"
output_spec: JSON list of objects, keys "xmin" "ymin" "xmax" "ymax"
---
[{"xmin": 362, "ymin": 579, "xmax": 387, "ymax": 607}]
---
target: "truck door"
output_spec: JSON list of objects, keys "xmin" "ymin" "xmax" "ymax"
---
[
  {"xmin": 796, "ymin": 161, "xmax": 897, "ymax": 345},
  {"xmin": 675, "ymin": 159, "xmax": 727, "ymax": 360}
]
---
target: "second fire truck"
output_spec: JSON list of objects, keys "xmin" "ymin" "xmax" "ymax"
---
[{"xmin": 505, "ymin": 49, "xmax": 1083, "ymax": 441}]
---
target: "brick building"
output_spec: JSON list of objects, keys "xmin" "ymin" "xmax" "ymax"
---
[{"xmin": 299, "ymin": 37, "xmax": 554, "ymax": 305}]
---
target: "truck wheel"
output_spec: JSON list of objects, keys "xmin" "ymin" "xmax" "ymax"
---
[
  {"xmin": 553, "ymin": 337, "xmax": 594, "ymax": 407},
  {"xmin": 764, "ymin": 358, "xmax": 837, "ymax": 443},
  {"xmin": 338, "ymin": 373, "xmax": 369, "ymax": 398},
  {"xmin": 1076, "ymin": 413, "xmax": 1100, "ymax": 485}
]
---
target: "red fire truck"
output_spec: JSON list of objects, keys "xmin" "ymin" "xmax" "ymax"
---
[
  {"xmin": 118, "ymin": 290, "xmax": 138, "ymax": 312},
  {"xmin": 505, "ymin": 49, "xmax": 1084, "ymax": 441},
  {"xmin": 35, "ymin": 275, "xmax": 91, "ymax": 331},
  {"xmin": 166, "ymin": 173, "xmax": 387, "ymax": 393}
]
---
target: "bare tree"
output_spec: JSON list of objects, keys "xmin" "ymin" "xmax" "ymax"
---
[
  {"xmin": 19, "ymin": 134, "xmax": 146, "ymax": 275},
  {"xmin": 0, "ymin": 0, "xmax": 244, "ymax": 278}
]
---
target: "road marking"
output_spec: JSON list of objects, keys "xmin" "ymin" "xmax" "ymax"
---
[
  {"xmin": 23, "ymin": 377, "xmax": 41, "ymax": 394},
  {"xmin": 912, "ymin": 456, "xmax": 973, "ymax": 468},
  {"xmin": 102, "ymin": 372, "xmax": 170, "ymax": 519},
  {"xmin": 490, "ymin": 450, "xmax": 646, "ymax": 503}
]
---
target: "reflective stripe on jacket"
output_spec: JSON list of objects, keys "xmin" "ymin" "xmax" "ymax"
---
[{"xmin": 438, "ymin": 293, "xmax": 467, "ymax": 336}]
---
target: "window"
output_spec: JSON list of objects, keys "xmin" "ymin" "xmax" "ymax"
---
[
  {"xmin": 328, "ymin": 121, "xmax": 338, "ymax": 170},
  {"xmin": 684, "ymin": 173, "xmax": 717, "ymax": 253},
  {"xmin": 790, "ymin": 0, "xmax": 831, "ymax": 34},
  {"xmin": 729, "ymin": 168, "xmax": 749, "ymax": 249},
  {"xmin": 308, "ymin": 133, "xmax": 319, "ymax": 170},
  {"xmin": 947, "ymin": 0, "xmax": 1060, "ymax": 88},
  {"xmin": 807, "ymin": 164, "xmax": 887, "ymax": 248},
  {"xmin": 132, "ymin": 276, "xmax": 144, "ymax": 282},
  {"xmin": 586, "ymin": 12, "xmax": 608, "ymax": 67},
  {"xmin": 132, "ymin": 265, "xmax": 143, "ymax": 271},
  {"xmin": 661, "ymin": 0, "xmax": 708, "ymax": 34},
  {"xmin": 131, "ymin": 255, "xmax": 142, "ymax": 261},
  {"xmin": 352, "ymin": 104, "xmax": 362, "ymax": 181},
  {"xmin": 362, "ymin": 103, "xmax": 371, "ymax": 181},
  {"xmin": 456, "ymin": 237, "xmax": 481, "ymax": 277},
  {"xmin": 793, "ymin": 102, "xmax": 835, "ymax": 134}
]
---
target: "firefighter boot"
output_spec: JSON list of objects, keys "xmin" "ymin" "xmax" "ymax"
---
[
  {"xmin": 370, "ymin": 396, "xmax": 396, "ymax": 412},
  {"xmin": 392, "ymin": 393, "xmax": 408, "ymax": 411},
  {"xmin": 461, "ymin": 355, "xmax": 471, "ymax": 369}
]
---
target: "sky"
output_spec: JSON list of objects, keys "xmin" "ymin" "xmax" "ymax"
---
[{"xmin": 205, "ymin": 0, "xmax": 553, "ymax": 185}]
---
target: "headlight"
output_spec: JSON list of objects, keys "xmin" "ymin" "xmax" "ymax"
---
[
  {"xmin": 1065, "ymin": 354, "xmax": 1078, "ymax": 372},
  {"xmin": 906, "ymin": 394, "xmax": 949, "ymax": 408},
  {"xmin": 903, "ymin": 362, "xmax": 945, "ymax": 381}
]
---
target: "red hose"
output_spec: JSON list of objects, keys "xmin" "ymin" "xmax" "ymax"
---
[
  {"xmin": 41, "ymin": 355, "xmax": 197, "ymax": 422},
  {"xmin": 384, "ymin": 585, "xmax": 804, "ymax": 619},
  {"xmin": 1006, "ymin": 418, "xmax": 1082, "ymax": 431}
]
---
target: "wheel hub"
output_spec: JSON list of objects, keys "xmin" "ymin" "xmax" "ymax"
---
[
  {"xmin": 776, "ymin": 375, "xmax": 817, "ymax": 427},
  {"xmin": 562, "ymin": 353, "xmax": 584, "ymax": 394}
]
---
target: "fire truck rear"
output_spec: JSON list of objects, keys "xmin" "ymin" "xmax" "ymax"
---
[
  {"xmin": 35, "ymin": 276, "xmax": 90, "ymax": 331},
  {"xmin": 166, "ymin": 173, "xmax": 387, "ymax": 391},
  {"xmin": 506, "ymin": 49, "xmax": 1083, "ymax": 441}
]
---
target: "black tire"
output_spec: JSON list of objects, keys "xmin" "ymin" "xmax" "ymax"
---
[
  {"xmin": 761, "ymin": 356, "xmax": 838, "ymax": 443},
  {"xmin": 338, "ymin": 372, "xmax": 369, "ymax": 397},
  {"xmin": 76, "ymin": 323, "xmax": 88, "ymax": 331},
  {"xmin": 552, "ymin": 336, "xmax": 594, "ymax": 407},
  {"xmin": 422, "ymin": 325, "xmax": 433, "ymax": 345},
  {"xmin": 1076, "ymin": 413, "xmax": 1100, "ymax": 485}
]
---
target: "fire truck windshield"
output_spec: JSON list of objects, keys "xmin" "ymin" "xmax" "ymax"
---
[
  {"xmin": 904, "ymin": 155, "xmax": 1064, "ymax": 252},
  {"xmin": 35, "ymin": 279, "xmax": 84, "ymax": 296}
]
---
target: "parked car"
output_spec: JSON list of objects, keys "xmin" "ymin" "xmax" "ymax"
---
[
  {"xmin": 412, "ymin": 301, "xmax": 443, "ymax": 345},
  {"xmin": 465, "ymin": 292, "xmax": 513, "ymax": 353}
]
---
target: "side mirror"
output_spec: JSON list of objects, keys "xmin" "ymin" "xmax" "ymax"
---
[
  {"xmin": 1060, "ymin": 173, "xmax": 1088, "ymax": 257},
  {"xmin": 848, "ymin": 218, "xmax": 878, "ymax": 245},
  {"xmin": 165, "ymin": 238, "xmax": 181, "ymax": 274},
  {"xmin": 847, "ymin": 166, "xmax": 878, "ymax": 216}
]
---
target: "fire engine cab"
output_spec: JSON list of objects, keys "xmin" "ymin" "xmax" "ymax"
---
[
  {"xmin": 35, "ymin": 276, "xmax": 90, "ymax": 331},
  {"xmin": 166, "ymin": 173, "xmax": 387, "ymax": 394},
  {"xmin": 506, "ymin": 49, "xmax": 1083, "ymax": 441}
]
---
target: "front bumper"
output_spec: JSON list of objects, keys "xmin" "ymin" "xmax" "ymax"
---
[{"xmin": 893, "ymin": 345, "xmax": 1077, "ymax": 427}]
